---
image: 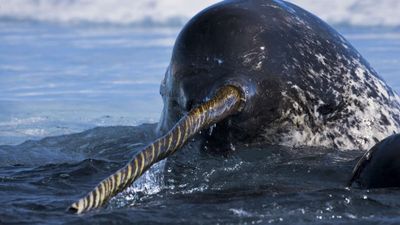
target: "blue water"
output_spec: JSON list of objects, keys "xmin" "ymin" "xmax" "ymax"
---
[
  {"xmin": 0, "ymin": 22, "xmax": 177, "ymax": 145},
  {"xmin": 1, "ymin": 21, "xmax": 400, "ymax": 224}
]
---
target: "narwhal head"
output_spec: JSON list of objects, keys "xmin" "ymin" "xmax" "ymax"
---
[
  {"xmin": 70, "ymin": 0, "xmax": 374, "ymax": 213},
  {"xmin": 158, "ymin": 2, "xmax": 285, "ymax": 150}
]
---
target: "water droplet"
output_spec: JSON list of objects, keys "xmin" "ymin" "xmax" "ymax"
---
[
  {"xmin": 230, "ymin": 143, "xmax": 236, "ymax": 151},
  {"xmin": 208, "ymin": 124, "xmax": 216, "ymax": 136},
  {"xmin": 362, "ymin": 195, "xmax": 368, "ymax": 200}
]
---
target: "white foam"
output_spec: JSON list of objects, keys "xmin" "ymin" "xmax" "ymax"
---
[
  {"xmin": 0, "ymin": 0, "xmax": 399, "ymax": 27},
  {"xmin": 229, "ymin": 208, "xmax": 253, "ymax": 217}
]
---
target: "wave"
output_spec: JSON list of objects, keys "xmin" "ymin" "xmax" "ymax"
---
[
  {"xmin": 0, "ymin": 0, "xmax": 399, "ymax": 27},
  {"xmin": 0, "ymin": 0, "xmax": 218, "ymax": 26}
]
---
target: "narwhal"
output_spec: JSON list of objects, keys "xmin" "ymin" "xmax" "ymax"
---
[
  {"xmin": 68, "ymin": 0, "xmax": 400, "ymax": 213},
  {"xmin": 348, "ymin": 134, "xmax": 400, "ymax": 189}
]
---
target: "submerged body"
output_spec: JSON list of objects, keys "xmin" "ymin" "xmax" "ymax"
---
[{"xmin": 70, "ymin": 0, "xmax": 400, "ymax": 213}]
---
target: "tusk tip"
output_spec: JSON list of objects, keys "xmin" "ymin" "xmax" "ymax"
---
[{"xmin": 67, "ymin": 202, "xmax": 81, "ymax": 214}]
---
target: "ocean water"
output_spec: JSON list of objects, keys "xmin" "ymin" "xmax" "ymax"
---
[
  {"xmin": 0, "ymin": 21, "xmax": 180, "ymax": 145},
  {"xmin": 1, "ymin": 1, "xmax": 400, "ymax": 224}
]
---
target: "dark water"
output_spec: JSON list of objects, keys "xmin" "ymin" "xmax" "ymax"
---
[{"xmin": 2, "ymin": 124, "xmax": 400, "ymax": 224}]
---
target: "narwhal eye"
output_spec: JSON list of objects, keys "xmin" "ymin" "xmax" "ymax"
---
[{"xmin": 169, "ymin": 99, "xmax": 180, "ymax": 109}]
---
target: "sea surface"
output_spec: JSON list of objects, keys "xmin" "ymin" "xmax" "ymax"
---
[{"xmin": 1, "ymin": 4, "xmax": 400, "ymax": 225}]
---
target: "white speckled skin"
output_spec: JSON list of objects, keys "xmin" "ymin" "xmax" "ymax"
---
[{"xmin": 259, "ymin": 1, "xmax": 400, "ymax": 150}]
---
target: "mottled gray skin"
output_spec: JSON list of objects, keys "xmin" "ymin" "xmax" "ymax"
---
[{"xmin": 158, "ymin": 0, "xmax": 400, "ymax": 151}]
